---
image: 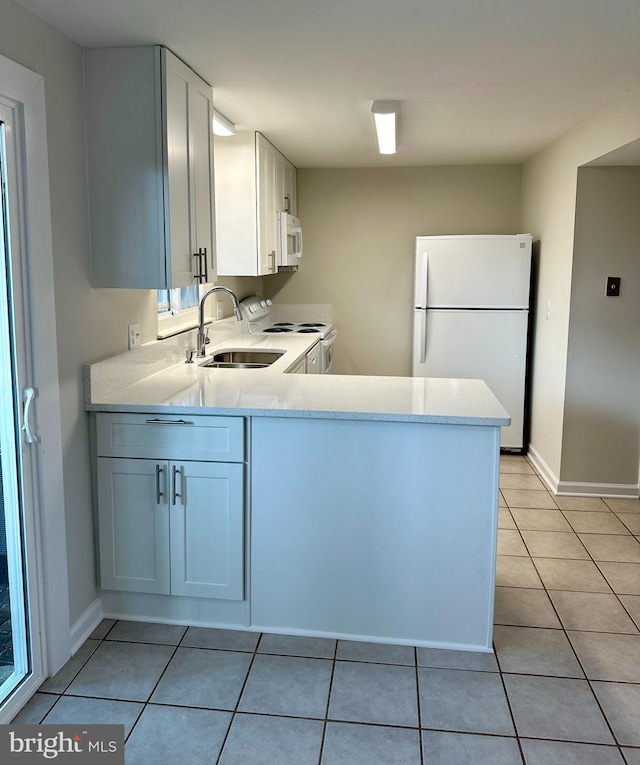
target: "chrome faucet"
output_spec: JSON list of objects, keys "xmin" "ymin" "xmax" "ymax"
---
[{"xmin": 196, "ymin": 286, "xmax": 243, "ymax": 357}]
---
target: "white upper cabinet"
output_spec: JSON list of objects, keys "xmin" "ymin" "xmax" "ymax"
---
[
  {"xmin": 85, "ymin": 46, "xmax": 216, "ymax": 289},
  {"xmin": 215, "ymin": 131, "xmax": 297, "ymax": 276}
]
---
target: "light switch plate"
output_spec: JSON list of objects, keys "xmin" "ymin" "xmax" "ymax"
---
[{"xmin": 606, "ymin": 276, "xmax": 621, "ymax": 297}]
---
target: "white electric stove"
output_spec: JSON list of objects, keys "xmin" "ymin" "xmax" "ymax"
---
[{"xmin": 240, "ymin": 296, "xmax": 337, "ymax": 372}]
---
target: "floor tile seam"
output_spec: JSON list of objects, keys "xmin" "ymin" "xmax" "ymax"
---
[
  {"xmin": 317, "ymin": 648, "xmax": 338, "ymax": 765},
  {"xmin": 101, "ymin": 621, "xmax": 117, "ymax": 641},
  {"xmin": 52, "ymin": 637, "xmax": 104, "ymax": 695},
  {"xmin": 103, "ymin": 637, "xmax": 186, "ymax": 646},
  {"xmin": 526, "ymin": 552, "xmax": 640, "ymax": 641},
  {"xmin": 118, "ymin": 639, "xmax": 182, "ymax": 747},
  {"xmin": 516, "ymin": 734, "xmax": 625, "ymax": 748},
  {"xmin": 123, "ymin": 702, "xmax": 145, "ymax": 745},
  {"xmin": 36, "ymin": 692, "xmax": 65, "ymax": 724},
  {"xmin": 583, "ymin": 675, "xmax": 628, "ymax": 749},
  {"xmin": 413, "ymin": 647, "xmax": 425, "ymax": 765},
  {"xmin": 536, "ymin": 587, "xmax": 625, "ymax": 745},
  {"xmin": 543, "ymin": 603, "xmax": 640, "ymax": 636},
  {"xmin": 334, "ymin": 657, "xmax": 416, "ymax": 667},
  {"xmin": 213, "ymin": 632, "xmax": 263, "ymax": 765},
  {"xmin": 416, "ymin": 664, "xmax": 499, "ymax": 674},
  {"xmin": 493, "ymin": 643, "xmax": 521, "ymax": 744}
]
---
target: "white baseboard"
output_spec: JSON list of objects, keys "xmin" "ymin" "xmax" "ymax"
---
[
  {"xmin": 556, "ymin": 481, "xmax": 639, "ymax": 498},
  {"xmin": 527, "ymin": 444, "xmax": 639, "ymax": 498},
  {"xmin": 70, "ymin": 598, "xmax": 103, "ymax": 655},
  {"xmin": 527, "ymin": 445, "xmax": 559, "ymax": 493}
]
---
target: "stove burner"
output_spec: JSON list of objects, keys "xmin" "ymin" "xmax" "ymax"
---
[
  {"xmin": 274, "ymin": 322, "xmax": 295, "ymax": 326},
  {"xmin": 298, "ymin": 328, "xmax": 320, "ymax": 333},
  {"xmin": 264, "ymin": 327, "xmax": 293, "ymax": 333},
  {"xmin": 299, "ymin": 322, "xmax": 326, "ymax": 328}
]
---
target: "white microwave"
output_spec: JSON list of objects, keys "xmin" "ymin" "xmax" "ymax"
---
[{"xmin": 277, "ymin": 212, "xmax": 303, "ymax": 270}]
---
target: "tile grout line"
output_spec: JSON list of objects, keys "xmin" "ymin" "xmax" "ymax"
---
[
  {"xmin": 414, "ymin": 646, "xmax": 425, "ymax": 765},
  {"xmin": 316, "ymin": 638, "xmax": 339, "ymax": 765},
  {"xmin": 213, "ymin": 631, "xmax": 263, "ymax": 765},
  {"xmin": 120, "ymin": 627, "xmax": 185, "ymax": 745},
  {"xmin": 498, "ymin": 475, "xmax": 631, "ymax": 757},
  {"xmin": 492, "ymin": 639, "xmax": 526, "ymax": 764}
]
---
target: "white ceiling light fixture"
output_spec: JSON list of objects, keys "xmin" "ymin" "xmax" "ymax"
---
[
  {"xmin": 371, "ymin": 100, "xmax": 397, "ymax": 155},
  {"xmin": 212, "ymin": 109, "xmax": 236, "ymax": 136}
]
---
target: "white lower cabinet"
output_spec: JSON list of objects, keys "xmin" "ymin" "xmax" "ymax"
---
[{"xmin": 95, "ymin": 414, "xmax": 245, "ymax": 601}]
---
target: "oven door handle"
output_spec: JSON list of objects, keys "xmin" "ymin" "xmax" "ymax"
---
[{"xmin": 321, "ymin": 329, "xmax": 337, "ymax": 347}]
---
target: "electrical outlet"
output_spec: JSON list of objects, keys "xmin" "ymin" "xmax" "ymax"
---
[
  {"xmin": 545, "ymin": 301, "xmax": 551, "ymax": 321},
  {"xmin": 216, "ymin": 301, "xmax": 224, "ymax": 320},
  {"xmin": 128, "ymin": 323, "xmax": 141, "ymax": 349}
]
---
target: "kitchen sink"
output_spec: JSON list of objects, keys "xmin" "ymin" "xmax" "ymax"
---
[{"xmin": 200, "ymin": 349, "xmax": 284, "ymax": 369}]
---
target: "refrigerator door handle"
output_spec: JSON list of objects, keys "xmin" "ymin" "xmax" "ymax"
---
[
  {"xmin": 421, "ymin": 251, "xmax": 429, "ymax": 308},
  {"xmin": 419, "ymin": 310, "xmax": 428, "ymax": 364}
]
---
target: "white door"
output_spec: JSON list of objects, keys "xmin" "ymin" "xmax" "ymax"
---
[
  {"xmin": 415, "ymin": 235, "xmax": 532, "ymax": 309},
  {"xmin": 0, "ymin": 102, "xmax": 44, "ymax": 713},
  {"xmin": 413, "ymin": 309, "xmax": 528, "ymax": 449}
]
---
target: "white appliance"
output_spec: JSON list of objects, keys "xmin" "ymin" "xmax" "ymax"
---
[
  {"xmin": 413, "ymin": 234, "xmax": 532, "ymax": 450},
  {"xmin": 240, "ymin": 296, "xmax": 336, "ymax": 373},
  {"xmin": 277, "ymin": 212, "xmax": 303, "ymax": 270}
]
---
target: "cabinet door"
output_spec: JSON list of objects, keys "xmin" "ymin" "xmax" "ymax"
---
[
  {"xmin": 163, "ymin": 50, "xmax": 215, "ymax": 287},
  {"xmin": 170, "ymin": 461, "xmax": 244, "ymax": 600},
  {"xmin": 97, "ymin": 458, "xmax": 170, "ymax": 595},
  {"xmin": 256, "ymin": 134, "xmax": 276, "ymax": 275},
  {"xmin": 163, "ymin": 51, "xmax": 195, "ymax": 287},
  {"xmin": 284, "ymin": 162, "xmax": 297, "ymax": 216},
  {"xmin": 190, "ymin": 77, "xmax": 216, "ymax": 283},
  {"xmin": 274, "ymin": 151, "xmax": 285, "ymax": 213}
]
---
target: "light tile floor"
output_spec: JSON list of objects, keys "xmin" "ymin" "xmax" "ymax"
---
[{"xmin": 13, "ymin": 455, "xmax": 640, "ymax": 764}]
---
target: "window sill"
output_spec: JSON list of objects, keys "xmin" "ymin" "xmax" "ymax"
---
[{"xmin": 157, "ymin": 316, "xmax": 214, "ymax": 340}]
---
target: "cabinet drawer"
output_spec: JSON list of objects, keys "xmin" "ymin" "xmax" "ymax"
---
[{"xmin": 96, "ymin": 413, "xmax": 244, "ymax": 462}]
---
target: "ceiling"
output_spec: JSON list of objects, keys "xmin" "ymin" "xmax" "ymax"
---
[{"xmin": 15, "ymin": 0, "xmax": 640, "ymax": 168}]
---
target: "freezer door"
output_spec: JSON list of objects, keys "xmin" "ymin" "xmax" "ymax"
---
[
  {"xmin": 412, "ymin": 309, "xmax": 528, "ymax": 449},
  {"xmin": 415, "ymin": 235, "xmax": 532, "ymax": 309}
]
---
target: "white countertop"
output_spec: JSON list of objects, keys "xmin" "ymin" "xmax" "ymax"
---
[{"xmin": 84, "ymin": 323, "xmax": 510, "ymax": 426}]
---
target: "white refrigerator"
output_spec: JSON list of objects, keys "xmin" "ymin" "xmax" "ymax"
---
[{"xmin": 412, "ymin": 234, "xmax": 532, "ymax": 450}]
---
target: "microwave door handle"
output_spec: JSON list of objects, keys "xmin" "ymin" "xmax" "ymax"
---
[{"xmin": 296, "ymin": 229, "xmax": 303, "ymax": 256}]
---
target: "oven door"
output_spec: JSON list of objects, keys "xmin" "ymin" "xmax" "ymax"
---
[{"xmin": 320, "ymin": 330, "xmax": 337, "ymax": 374}]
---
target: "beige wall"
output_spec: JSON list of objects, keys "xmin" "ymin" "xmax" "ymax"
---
[
  {"xmin": 265, "ymin": 166, "xmax": 522, "ymax": 375},
  {"xmin": 561, "ymin": 167, "xmax": 640, "ymax": 487},
  {"xmin": 521, "ymin": 87, "xmax": 640, "ymax": 481}
]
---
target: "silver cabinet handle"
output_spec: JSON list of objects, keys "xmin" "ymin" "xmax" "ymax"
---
[
  {"xmin": 21, "ymin": 387, "xmax": 37, "ymax": 444},
  {"xmin": 201, "ymin": 247, "xmax": 209, "ymax": 284},
  {"xmin": 172, "ymin": 465, "xmax": 184, "ymax": 505},
  {"xmin": 155, "ymin": 465, "xmax": 165, "ymax": 504},
  {"xmin": 144, "ymin": 418, "xmax": 194, "ymax": 425},
  {"xmin": 193, "ymin": 251, "xmax": 202, "ymax": 282}
]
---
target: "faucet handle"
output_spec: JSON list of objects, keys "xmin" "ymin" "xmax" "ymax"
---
[{"xmin": 185, "ymin": 349, "xmax": 196, "ymax": 364}]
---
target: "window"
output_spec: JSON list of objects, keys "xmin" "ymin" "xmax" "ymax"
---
[{"xmin": 157, "ymin": 285, "xmax": 206, "ymax": 337}]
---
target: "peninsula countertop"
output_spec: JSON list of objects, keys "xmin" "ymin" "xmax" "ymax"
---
[{"xmin": 84, "ymin": 324, "xmax": 510, "ymax": 426}]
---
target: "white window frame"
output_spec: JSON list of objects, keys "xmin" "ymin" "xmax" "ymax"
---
[{"xmin": 157, "ymin": 284, "xmax": 211, "ymax": 338}]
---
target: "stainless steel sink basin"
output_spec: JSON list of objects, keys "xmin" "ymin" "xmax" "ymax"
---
[{"xmin": 200, "ymin": 349, "xmax": 284, "ymax": 369}]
